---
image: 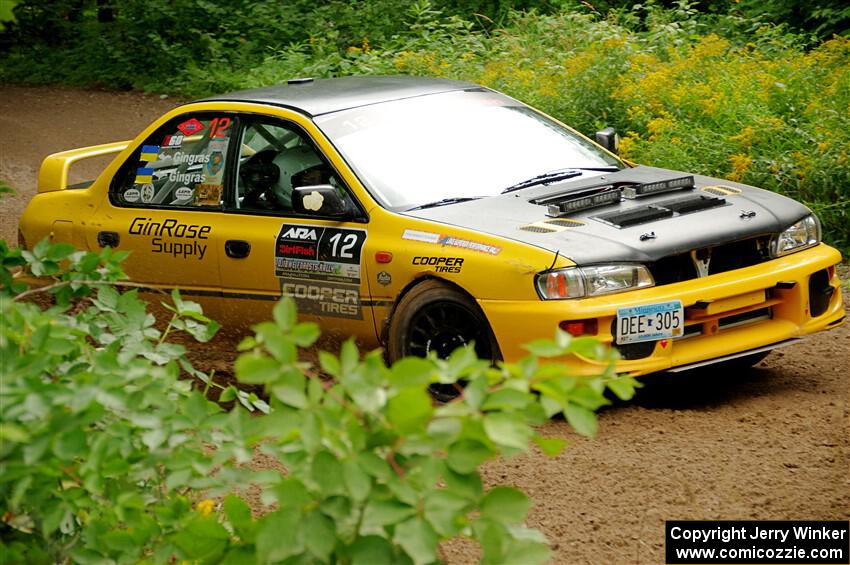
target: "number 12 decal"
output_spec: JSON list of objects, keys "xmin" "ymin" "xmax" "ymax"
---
[
  {"xmin": 318, "ymin": 228, "xmax": 365, "ymax": 264},
  {"xmin": 329, "ymin": 233, "xmax": 359, "ymax": 259},
  {"xmin": 209, "ymin": 117, "xmax": 231, "ymax": 138}
]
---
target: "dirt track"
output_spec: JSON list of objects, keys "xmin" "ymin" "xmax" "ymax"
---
[{"xmin": 1, "ymin": 85, "xmax": 848, "ymax": 564}]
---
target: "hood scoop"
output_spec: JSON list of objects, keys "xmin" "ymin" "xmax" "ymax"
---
[{"xmin": 596, "ymin": 194, "xmax": 727, "ymax": 228}]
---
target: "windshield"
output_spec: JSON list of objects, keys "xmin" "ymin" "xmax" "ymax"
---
[{"xmin": 314, "ymin": 89, "xmax": 623, "ymax": 210}]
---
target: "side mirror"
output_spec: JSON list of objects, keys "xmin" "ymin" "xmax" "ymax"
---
[
  {"xmin": 292, "ymin": 185, "xmax": 349, "ymax": 217},
  {"xmin": 595, "ymin": 127, "xmax": 619, "ymax": 155}
]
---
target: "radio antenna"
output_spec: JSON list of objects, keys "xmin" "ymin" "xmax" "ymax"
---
[{"xmin": 547, "ymin": 249, "xmax": 560, "ymax": 272}]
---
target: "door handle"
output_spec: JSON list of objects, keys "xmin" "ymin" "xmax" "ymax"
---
[
  {"xmin": 225, "ymin": 240, "xmax": 251, "ymax": 259},
  {"xmin": 97, "ymin": 231, "xmax": 120, "ymax": 248}
]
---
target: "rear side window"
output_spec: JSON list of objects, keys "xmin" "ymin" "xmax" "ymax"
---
[{"xmin": 111, "ymin": 114, "xmax": 235, "ymax": 208}]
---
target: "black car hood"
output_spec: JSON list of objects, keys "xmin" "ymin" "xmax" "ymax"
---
[{"xmin": 404, "ymin": 165, "xmax": 811, "ymax": 265}]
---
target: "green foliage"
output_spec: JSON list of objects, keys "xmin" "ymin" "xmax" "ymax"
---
[
  {"xmin": 1, "ymin": 239, "xmax": 638, "ymax": 563},
  {"xmin": 0, "ymin": 0, "xmax": 17, "ymax": 30}
]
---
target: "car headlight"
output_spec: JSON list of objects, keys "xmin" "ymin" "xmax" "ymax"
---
[
  {"xmin": 770, "ymin": 214, "xmax": 820, "ymax": 257},
  {"xmin": 535, "ymin": 264, "xmax": 654, "ymax": 299}
]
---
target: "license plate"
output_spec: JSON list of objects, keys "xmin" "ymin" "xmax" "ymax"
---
[{"xmin": 616, "ymin": 300, "xmax": 684, "ymax": 344}]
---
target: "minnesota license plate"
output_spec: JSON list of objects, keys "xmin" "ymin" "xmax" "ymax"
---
[{"xmin": 616, "ymin": 300, "xmax": 684, "ymax": 344}]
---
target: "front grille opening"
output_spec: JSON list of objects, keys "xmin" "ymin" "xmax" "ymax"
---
[
  {"xmin": 809, "ymin": 269, "xmax": 833, "ymax": 317},
  {"xmin": 677, "ymin": 323, "xmax": 703, "ymax": 340},
  {"xmin": 718, "ymin": 307, "xmax": 771, "ymax": 329},
  {"xmin": 707, "ymin": 237, "xmax": 771, "ymax": 274},
  {"xmin": 647, "ymin": 236, "xmax": 772, "ymax": 285}
]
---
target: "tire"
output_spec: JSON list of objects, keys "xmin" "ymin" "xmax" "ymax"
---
[{"xmin": 387, "ymin": 280, "xmax": 500, "ymax": 398}]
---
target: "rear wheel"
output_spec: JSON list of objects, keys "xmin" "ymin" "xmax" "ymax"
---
[{"xmin": 387, "ymin": 280, "xmax": 500, "ymax": 399}]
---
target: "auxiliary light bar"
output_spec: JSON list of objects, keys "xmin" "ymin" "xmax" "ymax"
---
[
  {"xmin": 546, "ymin": 187, "xmax": 622, "ymax": 217},
  {"xmin": 622, "ymin": 175, "xmax": 695, "ymax": 199}
]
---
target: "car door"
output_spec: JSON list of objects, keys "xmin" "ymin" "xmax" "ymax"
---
[
  {"xmin": 215, "ymin": 115, "xmax": 377, "ymax": 344},
  {"xmin": 88, "ymin": 112, "xmax": 238, "ymax": 316}
]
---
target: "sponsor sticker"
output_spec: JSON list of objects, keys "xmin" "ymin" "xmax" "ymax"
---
[
  {"xmin": 177, "ymin": 117, "xmax": 205, "ymax": 136},
  {"xmin": 140, "ymin": 145, "xmax": 160, "ymax": 162},
  {"xmin": 194, "ymin": 183, "xmax": 222, "ymax": 206},
  {"xmin": 275, "ymin": 223, "xmax": 368, "ymax": 319},
  {"xmin": 163, "ymin": 134, "xmax": 183, "ymax": 148},
  {"xmin": 174, "ymin": 186, "xmax": 194, "ymax": 201},
  {"xmin": 402, "ymin": 229, "xmax": 440, "ymax": 243},
  {"xmin": 280, "ymin": 279, "xmax": 362, "ymax": 320},
  {"xmin": 128, "ymin": 217, "xmax": 211, "ymax": 261},
  {"xmin": 377, "ymin": 271, "xmax": 392, "ymax": 286},
  {"xmin": 402, "ymin": 229, "xmax": 501, "ymax": 256},
  {"xmin": 123, "ymin": 188, "xmax": 140, "ymax": 203},
  {"xmin": 439, "ymin": 236, "xmax": 501, "ymax": 255},
  {"xmin": 140, "ymin": 184, "xmax": 154, "ymax": 203},
  {"xmin": 135, "ymin": 167, "xmax": 154, "ymax": 185},
  {"xmin": 275, "ymin": 223, "xmax": 366, "ymax": 284},
  {"xmin": 412, "ymin": 256, "xmax": 464, "ymax": 273},
  {"xmin": 204, "ymin": 138, "xmax": 228, "ymax": 184}
]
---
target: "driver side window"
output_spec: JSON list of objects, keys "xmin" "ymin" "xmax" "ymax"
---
[{"xmin": 235, "ymin": 121, "xmax": 343, "ymax": 214}]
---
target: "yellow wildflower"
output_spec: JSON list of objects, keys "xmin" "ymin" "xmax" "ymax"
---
[
  {"xmin": 727, "ymin": 154, "xmax": 753, "ymax": 182},
  {"xmin": 730, "ymin": 126, "xmax": 755, "ymax": 149},
  {"xmin": 618, "ymin": 131, "xmax": 641, "ymax": 159},
  {"xmin": 691, "ymin": 35, "xmax": 730, "ymax": 59},
  {"xmin": 197, "ymin": 499, "xmax": 215, "ymax": 516},
  {"xmin": 647, "ymin": 115, "xmax": 675, "ymax": 141}
]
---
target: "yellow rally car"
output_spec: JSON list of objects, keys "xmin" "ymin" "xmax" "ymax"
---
[{"xmin": 18, "ymin": 76, "xmax": 845, "ymax": 376}]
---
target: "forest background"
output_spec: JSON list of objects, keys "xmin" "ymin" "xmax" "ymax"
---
[{"xmin": 2, "ymin": 0, "xmax": 848, "ymax": 252}]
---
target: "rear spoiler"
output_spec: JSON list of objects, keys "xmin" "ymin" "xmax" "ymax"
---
[{"xmin": 37, "ymin": 140, "xmax": 130, "ymax": 193}]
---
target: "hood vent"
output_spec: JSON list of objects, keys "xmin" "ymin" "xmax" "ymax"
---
[
  {"xmin": 654, "ymin": 194, "xmax": 727, "ymax": 214},
  {"xmin": 701, "ymin": 185, "xmax": 742, "ymax": 196},
  {"xmin": 597, "ymin": 206, "xmax": 674, "ymax": 228},
  {"xmin": 519, "ymin": 225, "xmax": 558, "ymax": 233},
  {"xmin": 595, "ymin": 194, "xmax": 727, "ymax": 228},
  {"xmin": 544, "ymin": 218, "xmax": 584, "ymax": 227},
  {"xmin": 520, "ymin": 218, "xmax": 586, "ymax": 233}
]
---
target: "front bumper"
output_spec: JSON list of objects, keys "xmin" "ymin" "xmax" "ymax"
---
[{"xmin": 480, "ymin": 243, "xmax": 845, "ymax": 375}]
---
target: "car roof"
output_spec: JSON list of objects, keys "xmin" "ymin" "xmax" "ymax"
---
[{"xmin": 199, "ymin": 75, "xmax": 479, "ymax": 117}]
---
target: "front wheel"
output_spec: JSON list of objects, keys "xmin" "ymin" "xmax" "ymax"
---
[{"xmin": 387, "ymin": 280, "xmax": 500, "ymax": 397}]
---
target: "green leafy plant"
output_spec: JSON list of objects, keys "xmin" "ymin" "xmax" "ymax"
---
[
  {"xmin": 212, "ymin": 297, "xmax": 637, "ymax": 564},
  {"xmin": 1, "ymin": 239, "xmax": 637, "ymax": 563}
]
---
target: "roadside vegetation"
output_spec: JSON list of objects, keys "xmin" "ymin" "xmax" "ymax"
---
[
  {"xmin": 0, "ymin": 239, "xmax": 639, "ymax": 563},
  {"xmin": 1, "ymin": 1, "xmax": 848, "ymax": 252}
]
